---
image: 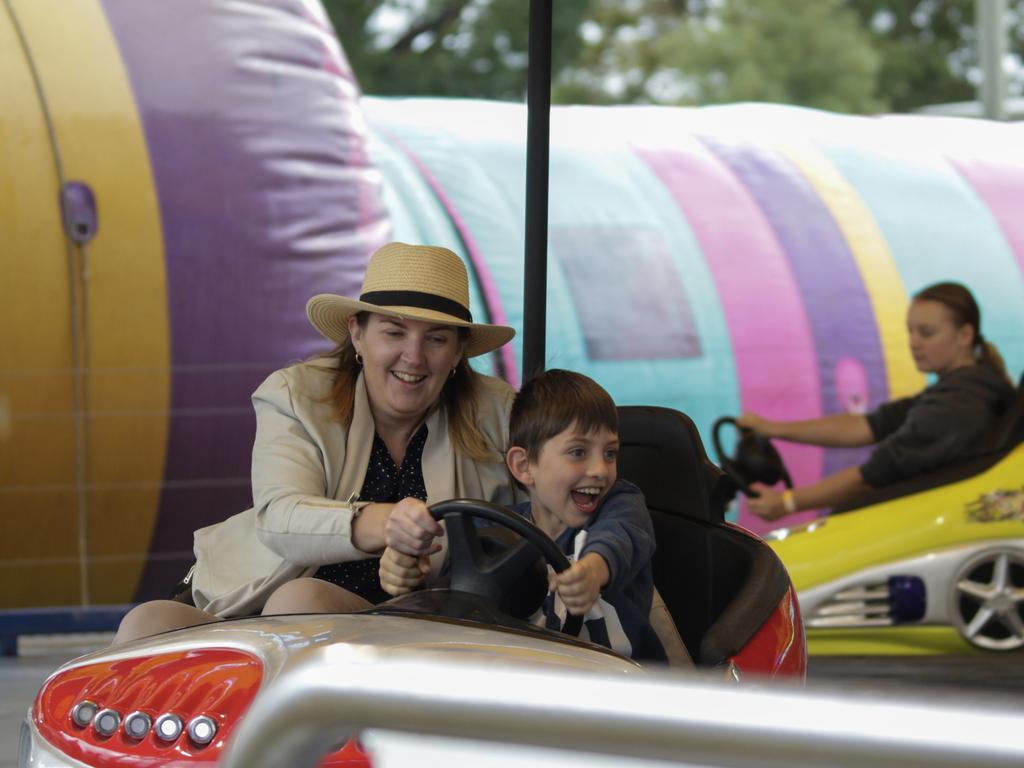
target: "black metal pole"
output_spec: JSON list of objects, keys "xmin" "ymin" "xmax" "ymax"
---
[{"xmin": 522, "ymin": 0, "xmax": 552, "ymax": 381}]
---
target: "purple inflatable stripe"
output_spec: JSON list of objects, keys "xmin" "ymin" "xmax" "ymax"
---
[
  {"xmin": 101, "ymin": 0, "xmax": 389, "ymax": 599},
  {"xmin": 699, "ymin": 136, "xmax": 886, "ymax": 479},
  {"xmin": 635, "ymin": 141, "xmax": 822, "ymax": 535}
]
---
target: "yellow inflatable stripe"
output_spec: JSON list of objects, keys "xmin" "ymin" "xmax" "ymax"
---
[
  {"xmin": 779, "ymin": 142, "xmax": 925, "ymax": 399},
  {"xmin": 10, "ymin": 0, "xmax": 170, "ymax": 605},
  {"xmin": 0, "ymin": 6, "xmax": 81, "ymax": 608}
]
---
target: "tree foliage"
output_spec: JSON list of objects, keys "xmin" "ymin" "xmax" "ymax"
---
[
  {"xmin": 324, "ymin": 0, "xmax": 590, "ymax": 100},
  {"xmin": 323, "ymin": 0, "xmax": 1024, "ymax": 114},
  {"xmin": 843, "ymin": 0, "xmax": 1015, "ymax": 112},
  {"xmin": 620, "ymin": 0, "xmax": 884, "ymax": 112}
]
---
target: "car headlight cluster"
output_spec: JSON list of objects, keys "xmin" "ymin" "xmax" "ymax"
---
[
  {"xmin": 32, "ymin": 648, "xmax": 264, "ymax": 767},
  {"xmin": 69, "ymin": 699, "xmax": 217, "ymax": 745},
  {"xmin": 32, "ymin": 647, "xmax": 369, "ymax": 767}
]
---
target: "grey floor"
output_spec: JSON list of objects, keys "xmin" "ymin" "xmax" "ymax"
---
[
  {"xmin": 1, "ymin": 634, "xmax": 112, "ymax": 768},
  {"xmin": 3, "ymin": 639, "xmax": 1022, "ymax": 766},
  {"xmin": 808, "ymin": 653, "xmax": 1024, "ymax": 700}
]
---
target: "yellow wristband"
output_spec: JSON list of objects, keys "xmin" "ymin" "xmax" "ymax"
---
[{"xmin": 781, "ymin": 489, "xmax": 797, "ymax": 514}]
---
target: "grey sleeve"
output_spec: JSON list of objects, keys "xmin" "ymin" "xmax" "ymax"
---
[
  {"xmin": 859, "ymin": 390, "xmax": 989, "ymax": 488},
  {"xmin": 865, "ymin": 396, "xmax": 917, "ymax": 442},
  {"xmin": 580, "ymin": 483, "xmax": 655, "ymax": 594}
]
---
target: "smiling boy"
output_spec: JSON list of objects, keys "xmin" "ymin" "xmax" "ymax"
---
[
  {"xmin": 502, "ymin": 370, "xmax": 665, "ymax": 661},
  {"xmin": 380, "ymin": 369, "xmax": 667, "ymax": 661}
]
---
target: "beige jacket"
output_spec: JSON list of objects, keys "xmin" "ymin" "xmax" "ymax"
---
[{"xmin": 192, "ymin": 359, "xmax": 520, "ymax": 617}]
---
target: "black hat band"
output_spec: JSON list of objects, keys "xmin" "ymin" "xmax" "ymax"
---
[{"xmin": 359, "ymin": 290, "xmax": 473, "ymax": 323}]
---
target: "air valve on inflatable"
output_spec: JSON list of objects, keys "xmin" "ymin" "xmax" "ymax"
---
[
  {"xmin": 59, "ymin": 181, "xmax": 98, "ymax": 245},
  {"xmin": 711, "ymin": 417, "xmax": 793, "ymax": 500}
]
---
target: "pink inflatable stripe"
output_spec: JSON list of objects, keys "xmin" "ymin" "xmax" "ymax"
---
[
  {"xmin": 636, "ymin": 142, "xmax": 823, "ymax": 535},
  {"xmin": 382, "ymin": 131, "xmax": 520, "ymax": 387}
]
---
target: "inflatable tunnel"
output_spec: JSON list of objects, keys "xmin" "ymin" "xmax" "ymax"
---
[
  {"xmin": 1, "ymin": 0, "xmax": 386, "ymax": 607},
  {"xmin": 1, "ymin": 1, "xmax": 1022, "ymax": 608},
  {"xmin": 362, "ymin": 97, "xmax": 1024, "ymax": 536}
]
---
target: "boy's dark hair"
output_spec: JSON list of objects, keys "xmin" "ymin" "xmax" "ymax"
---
[{"xmin": 509, "ymin": 369, "xmax": 618, "ymax": 459}]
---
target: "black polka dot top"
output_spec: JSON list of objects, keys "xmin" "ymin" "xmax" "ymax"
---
[{"xmin": 313, "ymin": 424, "xmax": 429, "ymax": 604}]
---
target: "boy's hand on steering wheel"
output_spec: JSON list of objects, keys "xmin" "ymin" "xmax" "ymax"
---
[
  {"xmin": 385, "ymin": 497, "xmax": 444, "ymax": 556},
  {"xmin": 747, "ymin": 482, "xmax": 787, "ymax": 521},
  {"xmin": 379, "ymin": 547, "xmax": 431, "ymax": 596},
  {"xmin": 555, "ymin": 553, "xmax": 609, "ymax": 616}
]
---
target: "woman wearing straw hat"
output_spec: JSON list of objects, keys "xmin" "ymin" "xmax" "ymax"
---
[{"xmin": 114, "ymin": 242, "xmax": 522, "ymax": 642}]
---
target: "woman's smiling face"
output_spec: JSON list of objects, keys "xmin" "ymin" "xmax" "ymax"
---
[{"xmin": 350, "ymin": 313, "xmax": 464, "ymax": 432}]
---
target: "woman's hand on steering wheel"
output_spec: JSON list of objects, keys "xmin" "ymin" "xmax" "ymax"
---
[
  {"xmin": 379, "ymin": 547, "xmax": 432, "ymax": 597},
  {"xmin": 747, "ymin": 482, "xmax": 788, "ymax": 521},
  {"xmin": 737, "ymin": 411, "xmax": 772, "ymax": 436},
  {"xmin": 385, "ymin": 497, "xmax": 444, "ymax": 556}
]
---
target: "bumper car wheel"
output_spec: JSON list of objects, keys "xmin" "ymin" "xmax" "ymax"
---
[{"xmin": 951, "ymin": 547, "xmax": 1024, "ymax": 652}]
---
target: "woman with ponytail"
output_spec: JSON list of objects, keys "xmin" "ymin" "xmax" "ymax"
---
[{"xmin": 739, "ymin": 282, "xmax": 1016, "ymax": 522}]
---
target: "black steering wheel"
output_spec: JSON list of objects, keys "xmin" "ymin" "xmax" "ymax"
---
[
  {"xmin": 429, "ymin": 499, "xmax": 583, "ymax": 637},
  {"xmin": 711, "ymin": 417, "xmax": 793, "ymax": 499}
]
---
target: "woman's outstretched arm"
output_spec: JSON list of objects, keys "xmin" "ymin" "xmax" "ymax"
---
[
  {"xmin": 747, "ymin": 466, "xmax": 872, "ymax": 522},
  {"xmin": 738, "ymin": 412, "xmax": 874, "ymax": 448}
]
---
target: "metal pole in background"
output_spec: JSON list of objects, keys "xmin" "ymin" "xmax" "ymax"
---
[
  {"xmin": 522, "ymin": 0, "xmax": 552, "ymax": 380},
  {"xmin": 977, "ymin": 0, "xmax": 1008, "ymax": 120}
]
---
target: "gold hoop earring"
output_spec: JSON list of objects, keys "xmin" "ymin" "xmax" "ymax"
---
[{"xmin": 355, "ymin": 353, "xmax": 363, "ymax": 366}]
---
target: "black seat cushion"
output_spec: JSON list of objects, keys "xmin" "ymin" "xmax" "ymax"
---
[
  {"xmin": 648, "ymin": 510, "xmax": 790, "ymax": 665},
  {"xmin": 617, "ymin": 406, "xmax": 791, "ymax": 665},
  {"xmin": 698, "ymin": 523, "xmax": 791, "ymax": 665}
]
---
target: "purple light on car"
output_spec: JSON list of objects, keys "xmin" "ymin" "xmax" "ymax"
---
[{"xmin": 888, "ymin": 575, "xmax": 926, "ymax": 623}]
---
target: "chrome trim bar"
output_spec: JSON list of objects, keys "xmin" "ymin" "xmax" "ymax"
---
[
  {"xmin": 815, "ymin": 602, "xmax": 891, "ymax": 617},
  {"xmin": 833, "ymin": 586, "xmax": 890, "ymax": 601},
  {"xmin": 805, "ymin": 615, "xmax": 895, "ymax": 628},
  {"xmin": 222, "ymin": 646, "xmax": 1024, "ymax": 768}
]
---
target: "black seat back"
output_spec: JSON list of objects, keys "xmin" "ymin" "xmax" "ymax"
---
[
  {"xmin": 616, "ymin": 406, "xmax": 728, "ymax": 523},
  {"xmin": 617, "ymin": 406, "xmax": 791, "ymax": 665}
]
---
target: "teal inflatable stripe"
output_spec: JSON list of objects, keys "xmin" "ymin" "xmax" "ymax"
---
[{"xmin": 821, "ymin": 140, "xmax": 1024, "ymax": 377}]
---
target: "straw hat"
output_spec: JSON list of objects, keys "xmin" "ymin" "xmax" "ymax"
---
[{"xmin": 307, "ymin": 242, "xmax": 515, "ymax": 357}]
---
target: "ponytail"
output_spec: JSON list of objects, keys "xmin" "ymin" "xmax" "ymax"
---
[{"xmin": 975, "ymin": 334, "xmax": 1011, "ymax": 382}]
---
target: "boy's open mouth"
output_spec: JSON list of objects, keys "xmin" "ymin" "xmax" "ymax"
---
[{"xmin": 571, "ymin": 487, "xmax": 602, "ymax": 513}]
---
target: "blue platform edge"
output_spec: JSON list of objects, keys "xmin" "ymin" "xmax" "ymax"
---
[{"xmin": 0, "ymin": 605, "xmax": 134, "ymax": 655}]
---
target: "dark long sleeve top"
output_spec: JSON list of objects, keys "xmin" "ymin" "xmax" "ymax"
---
[
  {"xmin": 511, "ymin": 479, "xmax": 666, "ymax": 662},
  {"xmin": 860, "ymin": 364, "xmax": 1014, "ymax": 488}
]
